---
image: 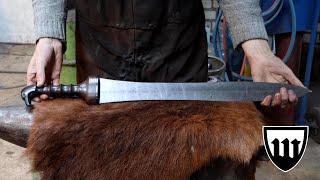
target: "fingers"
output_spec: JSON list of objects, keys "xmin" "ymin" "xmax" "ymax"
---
[
  {"xmin": 38, "ymin": 55, "xmax": 49, "ymax": 100},
  {"xmin": 28, "ymin": 55, "xmax": 40, "ymax": 102},
  {"xmin": 40, "ymin": 94, "xmax": 49, "ymax": 100},
  {"xmin": 33, "ymin": 97, "xmax": 41, "ymax": 102},
  {"xmin": 35, "ymin": 53, "xmax": 47, "ymax": 87},
  {"xmin": 27, "ymin": 38, "xmax": 62, "ymax": 102},
  {"xmin": 52, "ymin": 45, "xmax": 63, "ymax": 86},
  {"xmin": 288, "ymin": 89, "xmax": 298, "ymax": 104},
  {"xmin": 261, "ymin": 95, "xmax": 272, "ymax": 106},
  {"xmin": 27, "ymin": 56, "xmax": 37, "ymax": 86},
  {"xmin": 280, "ymin": 87, "xmax": 288, "ymax": 108},
  {"xmin": 271, "ymin": 88, "xmax": 296, "ymax": 108},
  {"xmin": 271, "ymin": 93, "xmax": 281, "ymax": 107},
  {"xmin": 28, "ymin": 54, "xmax": 49, "ymax": 101},
  {"xmin": 261, "ymin": 88, "xmax": 298, "ymax": 108}
]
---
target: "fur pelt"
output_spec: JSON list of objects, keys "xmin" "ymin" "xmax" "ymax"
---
[{"xmin": 26, "ymin": 99, "xmax": 264, "ymax": 180}]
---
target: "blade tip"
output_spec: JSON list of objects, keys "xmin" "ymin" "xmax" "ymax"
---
[
  {"xmin": 300, "ymin": 87, "xmax": 312, "ymax": 96},
  {"xmin": 303, "ymin": 87, "xmax": 312, "ymax": 93}
]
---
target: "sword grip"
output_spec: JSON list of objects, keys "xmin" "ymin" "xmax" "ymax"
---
[
  {"xmin": 21, "ymin": 77, "xmax": 100, "ymax": 108},
  {"xmin": 38, "ymin": 84, "xmax": 79, "ymax": 98}
]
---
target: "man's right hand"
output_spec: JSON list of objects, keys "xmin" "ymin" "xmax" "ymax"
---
[{"xmin": 27, "ymin": 38, "xmax": 63, "ymax": 101}]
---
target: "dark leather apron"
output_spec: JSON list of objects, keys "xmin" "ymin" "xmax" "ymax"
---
[{"xmin": 75, "ymin": 0, "xmax": 208, "ymax": 83}]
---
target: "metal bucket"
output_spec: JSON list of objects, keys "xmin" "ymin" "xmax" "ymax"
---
[{"xmin": 208, "ymin": 56, "xmax": 226, "ymax": 82}]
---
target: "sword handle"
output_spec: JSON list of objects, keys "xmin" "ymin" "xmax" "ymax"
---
[{"xmin": 21, "ymin": 77, "xmax": 100, "ymax": 107}]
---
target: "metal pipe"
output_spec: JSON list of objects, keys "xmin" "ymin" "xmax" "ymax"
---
[
  {"xmin": 297, "ymin": 1, "xmax": 319, "ymax": 125},
  {"xmin": 0, "ymin": 106, "xmax": 32, "ymax": 147}
]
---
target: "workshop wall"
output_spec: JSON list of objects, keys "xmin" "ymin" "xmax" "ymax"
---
[
  {"xmin": 202, "ymin": 0, "xmax": 218, "ymax": 31},
  {"xmin": 202, "ymin": 0, "xmax": 218, "ymax": 56},
  {"xmin": 0, "ymin": 0, "xmax": 35, "ymax": 44}
]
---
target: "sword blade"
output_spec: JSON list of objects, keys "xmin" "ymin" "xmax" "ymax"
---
[{"xmin": 99, "ymin": 79, "xmax": 310, "ymax": 103}]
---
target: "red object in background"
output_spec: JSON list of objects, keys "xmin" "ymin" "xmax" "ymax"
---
[
  {"xmin": 260, "ymin": 33, "xmax": 303, "ymax": 125},
  {"xmin": 222, "ymin": 18, "xmax": 229, "ymax": 64},
  {"xmin": 276, "ymin": 33, "xmax": 303, "ymax": 75}
]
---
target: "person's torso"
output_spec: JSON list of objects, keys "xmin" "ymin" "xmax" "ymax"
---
[{"xmin": 75, "ymin": 0, "xmax": 208, "ymax": 82}]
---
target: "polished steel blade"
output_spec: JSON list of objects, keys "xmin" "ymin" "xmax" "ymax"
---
[{"xmin": 99, "ymin": 79, "xmax": 310, "ymax": 103}]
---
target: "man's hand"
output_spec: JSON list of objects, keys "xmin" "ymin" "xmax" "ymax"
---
[
  {"xmin": 242, "ymin": 39, "xmax": 304, "ymax": 108},
  {"xmin": 27, "ymin": 38, "xmax": 63, "ymax": 101}
]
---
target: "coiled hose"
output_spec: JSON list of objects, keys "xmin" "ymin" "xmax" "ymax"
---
[{"xmin": 213, "ymin": 0, "xmax": 297, "ymax": 81}]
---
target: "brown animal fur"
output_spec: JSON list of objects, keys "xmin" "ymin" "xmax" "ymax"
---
[{"xmin": 26, "ymin": 99, "xmax": 264, "ymax": 179}]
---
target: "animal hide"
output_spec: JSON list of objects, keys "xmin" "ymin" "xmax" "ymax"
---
[{"xmin": 26, "ymin": 99, "xmax": 264, "ymax": 180}]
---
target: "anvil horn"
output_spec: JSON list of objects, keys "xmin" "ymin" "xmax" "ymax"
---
[{"xmin": 0, "ymin": 107, "xmax": 32, "ymax": 147}]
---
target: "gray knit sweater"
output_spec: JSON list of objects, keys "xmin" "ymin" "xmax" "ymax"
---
[{"xmin": 32, "ymin": 0, "xmax": 268, "ymax": 48}]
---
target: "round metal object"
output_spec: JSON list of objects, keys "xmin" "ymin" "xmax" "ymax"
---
[{"xmin": 208, "ymin": 56, "xmax": 226, "ymax": 81}]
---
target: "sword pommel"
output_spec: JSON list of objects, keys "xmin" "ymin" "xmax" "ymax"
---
[{"xmin": 21, "ymin": 76, "xmax": 100, "ymax": 108}]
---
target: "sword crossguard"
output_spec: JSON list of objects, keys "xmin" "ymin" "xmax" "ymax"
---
[{"xmin": 21, "ymin": 77, "xmax": 100, "ymax": 108}]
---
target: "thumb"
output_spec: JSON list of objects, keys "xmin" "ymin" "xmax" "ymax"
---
[
  {"xmin": 282, "ymin": 69, "xmax": 304, "ymax": 87},
  {"xmin": 270, "ymin": 66, "xmax": 304, "ymax": 87}
]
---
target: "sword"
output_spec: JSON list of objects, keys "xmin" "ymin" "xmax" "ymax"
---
[{"xmin": 21, "ymin": 77, "xmax": 311, "ymax": 107}]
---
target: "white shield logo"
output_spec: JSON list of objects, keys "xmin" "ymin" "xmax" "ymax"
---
[{"xmin": 263, "ymin": 126, "xmax": 309, "ymax": 172}]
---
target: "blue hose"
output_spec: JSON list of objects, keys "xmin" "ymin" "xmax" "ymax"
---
[
  {"xmin": 296, "ymin": 0, "xmax": 320, "ymax": 125},
  {"xmin": 213, "ymin": 10, "xmax": 223, "ymax": 59},
  {"xmin": 213, "ymin": 0, "xmax": 297, "ymax": 81},
  {"xmin": 264, "ymin": 0, "xmax": 284, "ymax": 26},
  {"xmin": 282, "ymin": 0, "xmax": 296, "ymax": 64},
  {"xmin": 261, "ymin": 0, "xmax": 282, "ymax": 18}
]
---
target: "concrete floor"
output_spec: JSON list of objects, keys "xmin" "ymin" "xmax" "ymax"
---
[
  {"xmin": 0, "ymin": 139, "xmax": 32, "ymax": 180},
  {"xmin": 0, "ymin": 44, "xmax": 319, "ymax": 179}
]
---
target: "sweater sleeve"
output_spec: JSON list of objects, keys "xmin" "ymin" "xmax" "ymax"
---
[
  {"xmin": 32, "ymin": 0, "xmax": 67, "ymax": 42},
  {"xmin": 217, "ymin": 0, "xmax": 268, "ymax": 48}
]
